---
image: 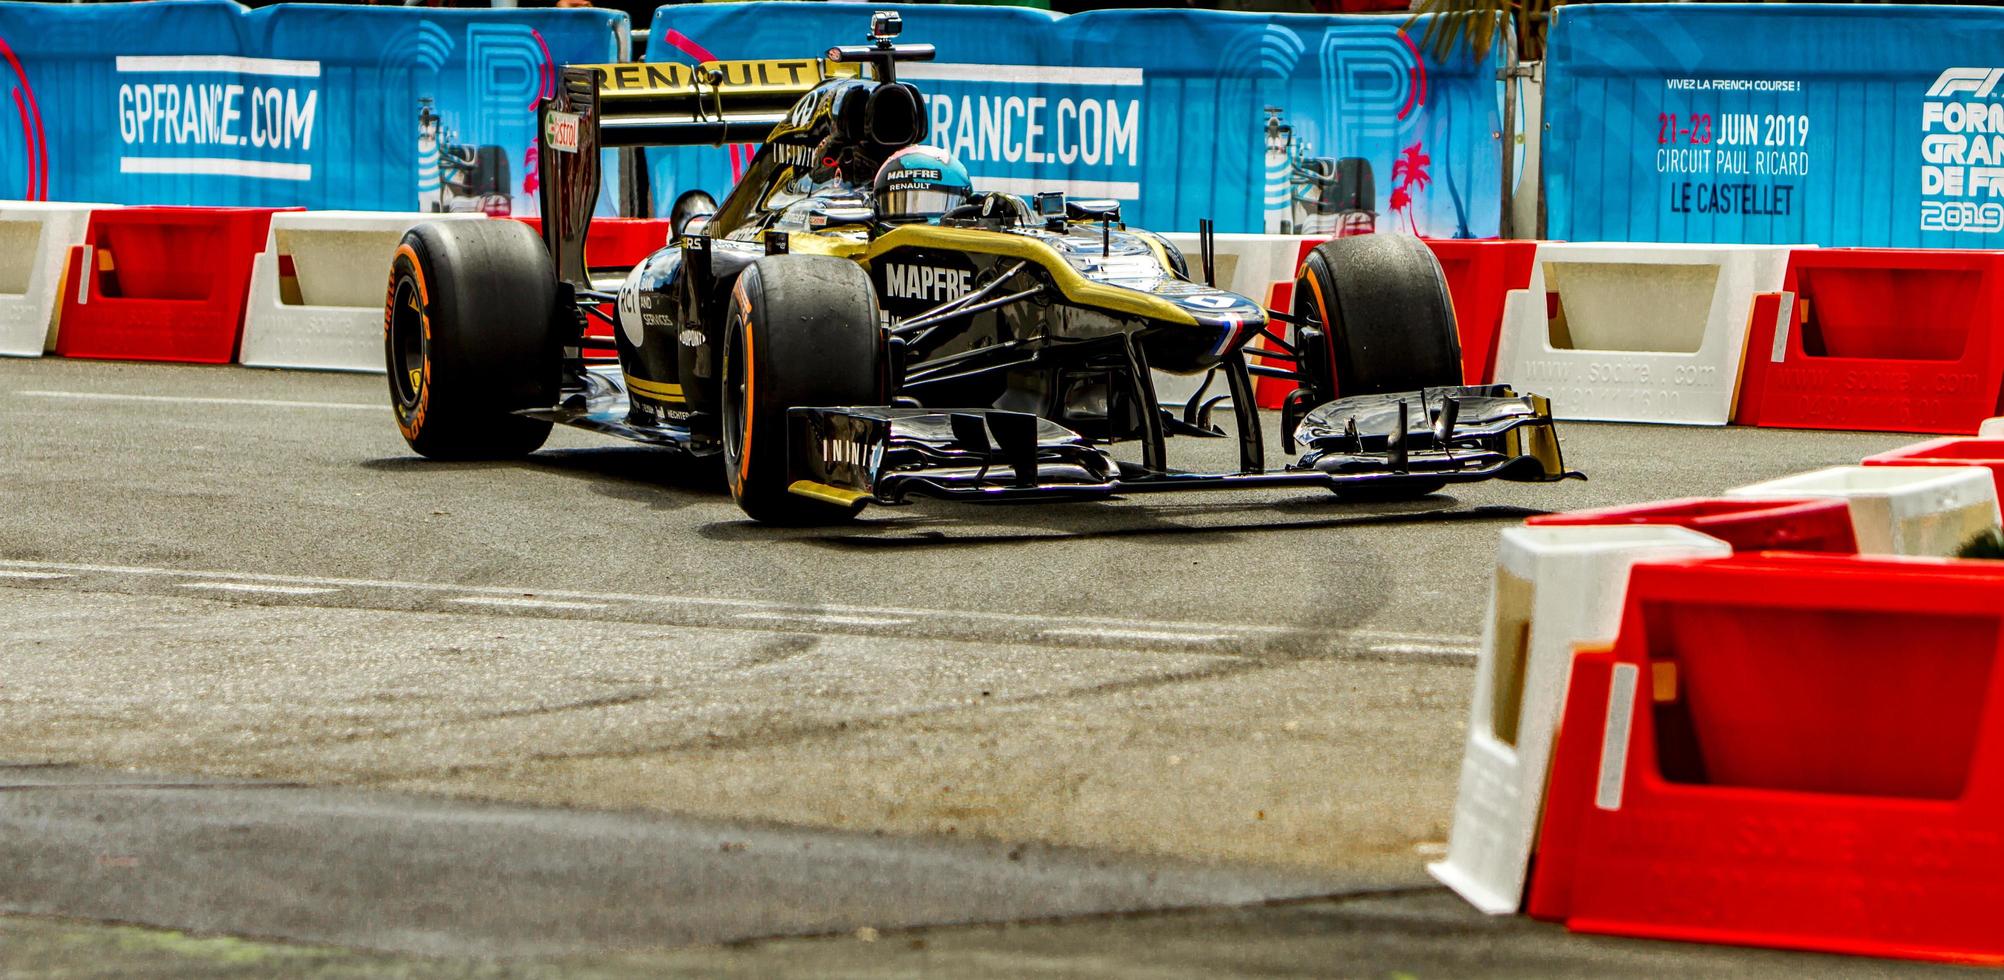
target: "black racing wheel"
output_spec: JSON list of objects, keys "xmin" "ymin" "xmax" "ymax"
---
[
  {"xmin": 385, "ymin": 219, "xmax": 560, "ymax": 460},
  {"xmin": 1294, "ymin": 234, "xmax": 1461, "ymax": 501},
  {"xmin": 1293, "ymin": 233, "xmax": 1462, "ymax": 397},
  {"xmin": 719, "ymin": 255, "xmax": 887, "ymax": 525}
]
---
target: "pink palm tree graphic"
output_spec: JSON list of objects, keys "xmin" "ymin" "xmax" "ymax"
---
[{"xmin": 1390, "ymin": 142, "xmax": 1431, "ymax": 235}]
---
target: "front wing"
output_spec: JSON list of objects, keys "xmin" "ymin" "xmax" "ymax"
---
[{"xmin": 783, "ymin": 385, "xmax": 1580, "ymax": 507}]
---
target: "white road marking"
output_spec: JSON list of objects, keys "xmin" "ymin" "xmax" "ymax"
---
[
  {"xmin": 735, "ymin": 611, "xmax": 914, "ymax": 628},
  {"xmin": 1364, "ymin": 642, "xmax": 1481, "ymax": 660},
  {"xmin": 1041, "ymin": 627, "xmax": 1233, "ymax": 645},
  {"xmin": 16, "ymin": 391, "xmax": 378, "ymax": 412},
  {"xmin": 449, "ymin": 596, "xmax": 609, "ymax": 612},
  {"xmin": 0, "ymin": 559, "xmax": 1478, "ymax": 656},
  {"xmin": 0, "ymin": 570, "xmax": 71, "ymax": 581},
  {"xmin": 179, "ymin": 582, "xmax": 336, "ymax": 597},
  {"xmin": 1344, "ymin": 628, "xmax": 1481, "ymax": 644}
]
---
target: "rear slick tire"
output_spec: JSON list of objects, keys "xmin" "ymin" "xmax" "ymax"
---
[
  {"xmin": 719, "ymin": 255, "xmax": 887, "ymax": 525},
  {"xmin": 385, "ymin": 220, "xmax": 559, "ymax": 460}
]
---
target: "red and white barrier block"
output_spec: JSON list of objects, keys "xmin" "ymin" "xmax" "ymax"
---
[
  {"xmin": 1531, "ymin": 553, "xmax": 2004, "ymax": 963},
  {"xmin": 55, "ymin": 206, "xmax": 292, "ymax": 364},
  {"xmin": 1429, "ymin": 524, "xmax": 1728, "ymax": 914},
  {"xmin": 1492, "ymin": 243, "xmax": 1795, "ymax": 424},
  {"xmin": 1527, "ymin": 496, "xmax": 1857, "ymax": 553},
  {"xmin": 239, "ymin": 211, "xmax": 485, "ymax": 373},
  {"xmin": 1735, "ymin": 249, "xmax": 2004, "ymax": 435},
  {"xmin": 1865, "ymin": 438, "xmax": 2004, "ymax": 506},
  {"xmin": 1728, "ymin": 464, "xmax": 2000, "ymax": 556},
  {"xmin": 0, "ymin": 201, "xmax": 107, "ymax": 357}
]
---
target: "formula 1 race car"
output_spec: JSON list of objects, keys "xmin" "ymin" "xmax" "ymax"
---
[{"xmin": 384, "ymin": 11, "xmax": 1577, "ymax": 524}]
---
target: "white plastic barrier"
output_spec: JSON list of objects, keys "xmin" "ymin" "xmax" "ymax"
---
[
  {"xmin": 1728, "ymin": 465, "xmax": 2001, "ymax": 556},
  {"xmin": 239, "ymin": 211, "xmax": 485, "ymax": 372},
  {"xmin": 1429, "ymin": 524, "xmax": 1730, "ymax": 915},
  {"xmin": 1491, "ymin": 242, "xmax": 1796, "ymax": 425},
  {"xmin": 0, "ymin": 201, "xmax": 108, "ymax": 357},
  {"xmin": 1983, "ymin": 417, "xmax": 2004, "ymax": 438}
]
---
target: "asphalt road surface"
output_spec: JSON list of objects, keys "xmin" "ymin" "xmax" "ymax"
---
[{"xmin": 0, "ymin": 358, "xmax": 1958, "ymax": 977}]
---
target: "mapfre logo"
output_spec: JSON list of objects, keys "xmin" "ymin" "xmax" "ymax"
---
[
  {"xmin": 1928, "ymin": 68, "xmax": 2004, "ymax": 98},
  {"xmin": 884, "ymin": 262, "xmax": 973, "ymax": 303}
]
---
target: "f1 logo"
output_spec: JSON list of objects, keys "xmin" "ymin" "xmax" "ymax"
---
[{"xmin": 1928, "ymin": 68, "xmax": 2004, "ymax": 98}]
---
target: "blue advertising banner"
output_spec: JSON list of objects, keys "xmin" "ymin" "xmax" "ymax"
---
[
  {"xmin": 1546, "ymin": 3, "xmax": 2004, "ymax": 248},
  {"xmin": 646, "ymin": 4, "xmax": 1506, "ymax": 236},
  {"xmin": 0, "ymin": 0, "xmax": 624, "ymax": 216}
]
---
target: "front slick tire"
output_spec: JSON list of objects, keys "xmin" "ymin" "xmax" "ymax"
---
[
  {"xmin": 720, "ymin": 255, "xmax": 887, "ymax": 526},
  {"xmin": 1295, "ymin": 234, "xmax": 1460, "ymax": 502},
  {"xmin": 385, "ymin": 220, "xmax": 558, "ymax": 460},
  {"xmin": 1294, "ymin": 233, "xmax": 1462, "ymax": 397}
]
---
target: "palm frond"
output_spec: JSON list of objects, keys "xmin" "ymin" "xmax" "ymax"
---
[{"xmin": 1406, "ymin": 0, "xmax": 1560, "ymax": 64}]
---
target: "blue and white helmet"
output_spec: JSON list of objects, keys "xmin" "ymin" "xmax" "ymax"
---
[{"xmin": 872, "ymin": 146, "xmax": 973, "ymax": 225}]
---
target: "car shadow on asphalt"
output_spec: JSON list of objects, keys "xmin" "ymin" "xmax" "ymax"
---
[
  {"xmin": 784, "ymin": 503, "xmax": 1546, "ymax": 550},
  {"xmin": 362, "ymin": 446, "xmax": 1546, "ymax": 546},
  {"xmin": 361, "ymin": 446, "xmax": 726, "ymax": 511},
  {"xmin": 527, "ymin": 446, "xmax": 728, "ymax": 493},
  {"xmin": 690, "ymin": 489, "xmax": 1546, "ymax": 548}
]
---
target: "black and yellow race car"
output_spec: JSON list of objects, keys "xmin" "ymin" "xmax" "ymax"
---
[{"xmin": 384, "ymin": 11, "xmax": 1577, "ymax": 524}]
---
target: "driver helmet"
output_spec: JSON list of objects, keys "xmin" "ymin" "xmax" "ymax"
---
[{"xmin": 871, "ymin": 147, "xmax": 973, "ymax": 225}]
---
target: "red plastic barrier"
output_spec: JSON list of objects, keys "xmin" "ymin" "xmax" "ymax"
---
[
  {"xmin": 1735, "ymin": 249, "xmax": 2004, "ymax": 434},
  {"xmin": 512, "ymin": 216, "xmax": 673, "ymax": 270},
  {"xmin": 1253, "ymin": 277, "xmax": 1302, "ymax": 409},
  {"xmin": 1267, "ymin": 239, "xmax": 1329, "ymax": 407},
  {"xmin": 1863, "ymin": 437, "xmax": 2004, "ymax": 504},
  {"xmin": 1423, "ymin": 238, "xmax": 1537, "ymax": 385},
  {"xmin": 1528, "ymin": 552, "xmax": 2004, "ymax": 965},
  {"xmin": 54, "ymin": 207, "xmax": 292, "ymax": 364},
  {"xmin": 1526, "ymin": 496, "xmax": 1856, "ymax": 553}
]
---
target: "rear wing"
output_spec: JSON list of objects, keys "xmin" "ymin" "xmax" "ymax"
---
[
  {"xmin": 536, "ymin": 59, "xmax": 860, "ymax": 286},
  {"xmin": 577, "ymin": 59, "xmax": 859, "ymax": 147}
]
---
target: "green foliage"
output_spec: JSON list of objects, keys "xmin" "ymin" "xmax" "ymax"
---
[
  {"xmin": 1407, "ymin": 0, "xmax": 1559, "ymax": 64},
  {"xmin": 1955, "ymin": 526, "xmax": 2004, "ymax": 560}
]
